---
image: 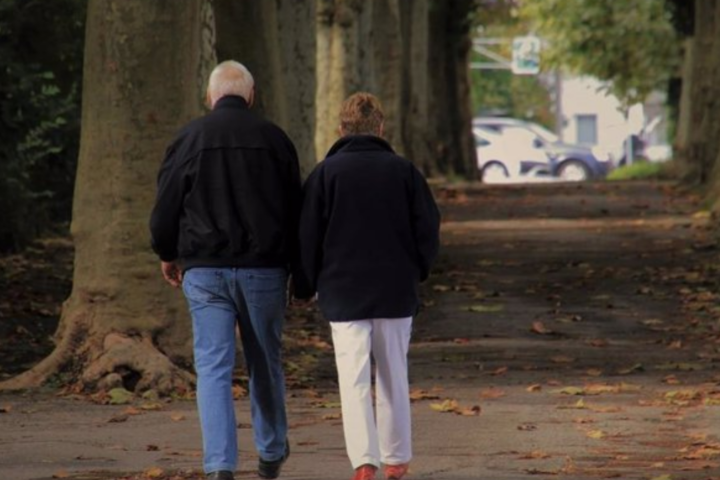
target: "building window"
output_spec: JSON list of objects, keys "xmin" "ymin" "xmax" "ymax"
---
[{"xmin": 576, "ymin": 114, "xmax": 598, "ymax": 145}]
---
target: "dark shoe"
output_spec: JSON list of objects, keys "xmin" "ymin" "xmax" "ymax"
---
[
  {"xmin": 258, "ymin": 439, "xmax": 290, "ymax": 479},
  {"xmin": 207, "ymin": 471, "xmax": 235, "ymax": 480}
]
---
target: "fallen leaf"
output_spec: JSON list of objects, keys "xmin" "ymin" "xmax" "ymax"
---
[
  {"xmin": 586, "ymin": 338, "xmax": 609, "ymax": 348},
  {"xmin": 554, "ymin": 386, "xmax": 585, "ymax": 396},
  {"xmin": 144, "ymin": 467, "xmax": 165, "ymax": 478},
  {"xmin": 586, "ymin": 369, "xmax": 603, "ymax": 377},
  {"xmin": 489, "ymin": 366, "xmax": 508, "ymax": 376},
  {"xmin": 321, "ymin": 413, "xmax": 341, "ymax": 420},
  {"xmin": 409, "ymin": 389, "xmax": 440, "ymax": 402},
  {"xmin": 531, "ymin": 321, "xmax": 552, "ymax": 335},
  {"xmin": 558, "ymin": 399, "xmax": 586, "ymax": 410},
  {"xmin": 432, "ymin": 284, "xmax": 451, "ymax": 292},
  {"xmin": 459, "ymin": 405, "xmax": 481, "ymax": 416},
  {"xmin": 430, "ymin": 399, "xmax": 459, "ymax": 412},
  {"xmin": 146, "ymin": 444, "xmax": 160, "ymax": 451},
  {"xmin": 586, "ymin": 429, "xmax": 606, "ymax": 439},
  {"xmin": 517, "ymin": 423, "xmax": 537, "ymax": 431},
  {"xmin": 618, "ymin": 363, "xmax": 644, "ymax": 375},
  {"xmin": 467, "ymin": 304, "xmax": 504, "ymax": 313},
  {"xmin": 107, "ymin": 414, "xmax": 129, "ymax": 423},
  {"xmin": 520, "ymin": 450, "xmax": 551, "ymax": 459},
  {"xmin": 526, "ymin": 384, "xmax": 542, "ymax": 393},
  {"xmin": 480, "ymin": 388, "xmax": 506, "ymax": 399},
  {"xmin": 170, "ymin": 413, "xmax": 186, "ymax": 421},
  {"xmin": 551, "ymin": 356, "xmax": 575, "ymax": 364},
  {"xmin": 108, "ymin": 387, "xmax": 133, "ymax": 405},
  {"xmin": 650, "ymin": 475, "xmax": 673, "ymax": 480},
  {"xmin": 52, "ymin": 471, "xmax": 70, "ymax": 479}
]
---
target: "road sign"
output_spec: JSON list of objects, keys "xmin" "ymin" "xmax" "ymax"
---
[{"xmin": 512, "ymin": 36, "xmax": 541, "ymax": 75}]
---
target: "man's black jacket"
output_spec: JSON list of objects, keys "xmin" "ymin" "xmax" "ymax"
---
[
  {"xmin": 150, "ymin": 95, "xmax": 303, "ymax": 274},
  {"xmin": 299, "ymin": 135, "xmax": 441, "ymax": 321}
]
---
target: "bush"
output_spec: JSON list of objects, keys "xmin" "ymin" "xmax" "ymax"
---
[
  {"xmin": 606, "ymin": 161, "xmax": 674, "ymax": 181},
  {"xmin": 0, "ymin": 0, "xmax": 85, "ymax": 251}
]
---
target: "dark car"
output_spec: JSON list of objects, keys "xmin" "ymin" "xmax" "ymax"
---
[{"xmin": 472, "ymin": 117, "xmax": 613, "ymax": 181}]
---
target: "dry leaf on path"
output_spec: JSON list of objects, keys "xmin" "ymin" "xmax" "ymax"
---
[{"xmin": 531, "ymin": 321, "xmax": 552, "ymax": 335}]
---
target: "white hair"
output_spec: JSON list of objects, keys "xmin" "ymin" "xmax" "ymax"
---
[{"xmin": 207, "ymin": 60, "xmax": 254, "ymax": 106}]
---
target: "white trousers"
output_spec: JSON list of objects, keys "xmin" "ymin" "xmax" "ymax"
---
[{"xmin": 330, "ymin": 317, "xmax": 413, "ymax": 469}]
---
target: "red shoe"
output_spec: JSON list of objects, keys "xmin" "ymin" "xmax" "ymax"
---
[
  {"xmin": 352, "ymin": 464, "xmax": 377, "ymax": 480},
  {"xmin": 384, "ymin": 463, "xmax": 409, "ymax": 480}
]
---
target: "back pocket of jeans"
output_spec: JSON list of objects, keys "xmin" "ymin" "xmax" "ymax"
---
[{"xmin": 182, "ymin": 269, "xmax": 223, "ymax": 303}]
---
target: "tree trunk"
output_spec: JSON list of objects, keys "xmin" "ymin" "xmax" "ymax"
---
[
  {"xmin": 427, "ymin": 0, "xmax": 477, "ymax": 178},
  {"xmin": 399, "ymin": 0, "xmax": 436, "ymax": 176},
  {"xmin": 674, "ymin": 37, "xmax": 694, "ymax": 169},
  {"xmin": 683, "ymin": 0, "xmax": 717, "ymax": 185},
  {"xmin": 277, "ymin": 1, "xmax": 318, "ymax": 173},
  {"xmin": 215, "ymin": 1, "xmax": 317, "ymax": 174},
  {"xmin": 365, "ymin": 0, "xmax": 405, "ymax": 155},
  {"xmin": 0, "ymin": 0, "xmax": 215, "ymax": 395},
  {"xmin": 315, "ymin": 0, "xmax": 370, "ymax": 157},
  {"xmin": 701, "ymin": 3, "xmax": 720, "ymax": 208}
]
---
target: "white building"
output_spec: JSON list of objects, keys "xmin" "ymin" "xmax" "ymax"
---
[{"xmin": 558, "ymin": 76, "xmax": 670, "ymax": 162}]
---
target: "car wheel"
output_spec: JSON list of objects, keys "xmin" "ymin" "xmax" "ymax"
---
[
  {"xmin": 557, "ymin": 160, "xmax": 591, "ymax": 182},
  {"xmin": 481, "ymin": 162, "xmax": 510, "ymax": 184}
]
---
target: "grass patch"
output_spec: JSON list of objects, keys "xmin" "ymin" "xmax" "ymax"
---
[{"xmin": 607, "ymin": 161, "xmax": 672, "ymax": 181}]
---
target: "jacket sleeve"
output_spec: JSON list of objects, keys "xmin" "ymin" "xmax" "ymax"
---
[
  {"xmin": 149, "ymin": 142, "xmax": 186, "ymax": 262},
  {"xmin": 410, "ymin": 165, "xmax": 441, "ymax": 282},
  {"xmin": 297, "ymin": 166, "xmax": 326, "ymax": 297}
]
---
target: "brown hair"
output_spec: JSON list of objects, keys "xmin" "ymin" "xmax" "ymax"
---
[{"xmin": 339, "ymin": 92, "xmax": 384, "ymax": 136}]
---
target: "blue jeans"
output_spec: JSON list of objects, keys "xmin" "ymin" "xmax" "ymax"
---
[{"xmin": 182, "ymin": 267, "xmax": 289, "ymax": 474}]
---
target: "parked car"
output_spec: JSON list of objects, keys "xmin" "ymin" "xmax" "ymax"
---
[
  {"xmin": 474, "ymin": 126, "xmax": 555, "ymax": 183},
  {"xmin": 472, "ymin": 117, "xmax": 613, "ymax": 181}
]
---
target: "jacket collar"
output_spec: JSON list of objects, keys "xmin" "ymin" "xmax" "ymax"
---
[
  {"xmin": 325, "ymin": 135, "xmax": 395, "ymax": 159},
  {"xmin": 213, "ymin": 95, "xmax": 250, "ymax": 110}
]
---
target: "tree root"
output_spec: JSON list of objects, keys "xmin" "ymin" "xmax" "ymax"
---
[
  {"xmin": 1, "ymin": 319, "xmax": 195, "ymax": 396},
  {"xmin": 82, "ymin": 332, "xmax": 195, "ymax": 395}
]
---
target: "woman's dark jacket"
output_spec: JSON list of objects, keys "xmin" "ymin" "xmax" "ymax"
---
[{"xmin": 299, "ymin": 135, "xmax": 441, "ymax": 321}]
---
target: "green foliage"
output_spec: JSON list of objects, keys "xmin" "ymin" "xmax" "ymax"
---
[
  {"xmin": 0, "ymin": 0, "xmax": 85, "ymax": 251},
  {"xmin": 520, "ymin": 0, "xmax": 680, "ymax": 106},
  {"xmin": 471, "ymin": 1, "xmax": 554, "ymax": 127},
  {"xmin": 606, "ymin": 161, "xmax": 672, "ymax": 181}
]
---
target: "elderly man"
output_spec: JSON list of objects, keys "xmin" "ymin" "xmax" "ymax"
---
[
  {"xmin": 150, "ymin": 61, "xmax": 301, "ymax": 480},
  {"xmin": 298, "ymin": 92, "xmax": 441, "ymax": 480}
]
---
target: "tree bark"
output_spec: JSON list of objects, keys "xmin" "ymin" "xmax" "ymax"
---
[
  {"xmin": 215, "ymin": 1, "xmax": 317, "ymax": 174},
  {"xmin": 427, "ymin": 0, "xmax": 477, "ymax": 178},
  {"xmin": 315, "ymin": 0, "xmax": 370, "ymax": 157},
  {"xmin": 399, "ymin": 0, "xmax": 435, "ymax": 175},
  {"xmin": 682, "ymin": 0, "xmax": 716, "ymax": 185},
  {"xmin": 0, "ymin": 0, "xmax": 215, "ymax": 394}
]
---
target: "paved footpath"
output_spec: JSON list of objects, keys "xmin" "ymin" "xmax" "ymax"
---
[{"xmin": 3, "ymin": 181, "xmax": 720, "ymax": 480}]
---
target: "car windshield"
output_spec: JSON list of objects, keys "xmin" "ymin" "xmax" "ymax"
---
[{"xmin": 525, "ymin": 123, "xmax": 559, "ymax": 143}]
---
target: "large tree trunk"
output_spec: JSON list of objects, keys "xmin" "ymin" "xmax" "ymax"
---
[
  {"xmin": 399, "ymin": 0, "xmax": 435, "ymax": 175},
  {"xmin": 0, "ymin": 0, "xmax": 215, "ymax": 395},
  {"xmin": 683, "ymin": 0, "xmax": 717, "ymax": 185},
  {"xmin": 315, "ymin": 0, "xmax": 371, "ymax": 157},
  {"xmin": 366, "ymin": 0, "xmax": 405, "ymax": 155},
  {"xmin": 427, "ymin": 0, "xmax": 477, "ymax": 177},
  {"xmin": 215, "ymin": 1, "xmax": 317, "ymax": 174},
  {"xmin": 701, "ymin": 3, "xmax": 720, "ymax": 208}
]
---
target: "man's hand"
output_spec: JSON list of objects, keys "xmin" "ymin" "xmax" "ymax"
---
[{"xmin": 161, "ymin": 261, "xmax": 183, "ymax": 288}]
